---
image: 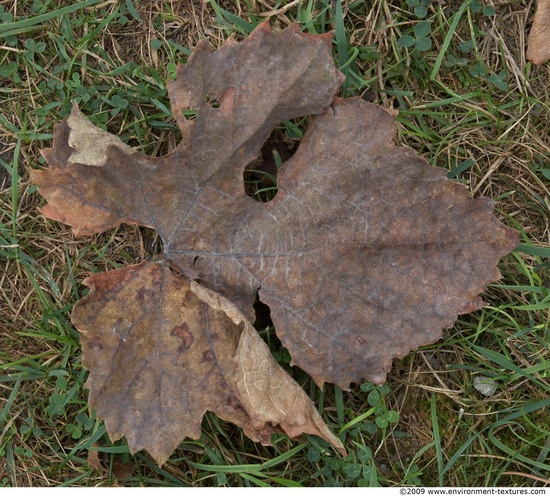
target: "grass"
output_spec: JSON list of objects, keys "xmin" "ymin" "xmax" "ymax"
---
[{"xmin": 1, "ymin": 0, "xmax": 549, "ymax": 487}]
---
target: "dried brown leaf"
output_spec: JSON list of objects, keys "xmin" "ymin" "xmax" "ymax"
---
[
  {"xmin": 32, "ymin": 21, "xmax": 518, "ymax": 460},
  {"xmin": 74, "ymin": 261, "xmax": 344, "ymax": 465}
]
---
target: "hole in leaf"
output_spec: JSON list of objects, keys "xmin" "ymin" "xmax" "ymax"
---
[
  {"xmin": 253, "ymin": 297, "xmax": 273, "ymax": 331},
  {"xmin": 205, "ymin": 94, "xmax": 220, "ymax": 109},
  {"xmin": 121, "ymin": 226, "xmax": 163, "ymax": 261},
  {"xmin": 243, "ymin": 126, "xmax": 299, "ymax": 203},
  {"xmin": 253, "ymin": 296, "xmax": 295, "ymax": 371},
  {"xmin": 180, "ymin": 109, "xmax": 197, "ymax": 121}
]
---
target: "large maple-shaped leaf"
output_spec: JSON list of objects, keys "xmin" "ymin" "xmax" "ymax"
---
[
  {"xmin": 32, "ymin": 21, "xmax": 518, "ymax": 400},
  {"xmin": 74, "ymin": 260, "xmax": 344, "ymax": 465}
]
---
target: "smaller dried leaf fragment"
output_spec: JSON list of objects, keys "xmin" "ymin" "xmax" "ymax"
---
[
  {"xmin": 527, "ymin": 0, "xmax": 550, "ymax": 65},
  {"xmin": 73, "ymin": 261, "xmax": 344, "ymax": 465}
]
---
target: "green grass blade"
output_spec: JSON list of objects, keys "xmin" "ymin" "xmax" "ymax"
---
[
  {"xmin": 6, "ymin": 443, "xmax": 16, "ymax": 486},
  {"xmin": 430, "ymin": 0, "xmax": 472, "ymax": 80},
  {"xmin": 514, "ymin": 243, "xmax": 550, "ymax": 258},
  {"xmin": 187, "ymin": 460, "xmax": 263, "ymax": 474},
  {"xmin": 447, "ymin": 159, "xmax": 475, "ymax": 179},
  {"xmin": 334, "ymin": 385, "xmax": 345, "ymax": 428},
  {"xmin": 442, "ymin": 431, "xmax": 481, "ymax": 477},
  {"xmin": 260, "ymin": 443, "xmax": 307, "ymax": 469},
  {"xmin": 0, "ymin": 378, "xmax": 20, "ymax": 424},
  {"xmin": 59, "ymin": 424, "xmax": 108, "ymax": 469},
  {"xmin": 536, "ymin": 435, "xmax": 550, "ymax": 468},
  {"xmin": 209, "ymin": 0, "xmax": 255, "ymax": 34},
  {"xmin": 339, "ymin": 406, "xmax": 376, "ymax": 435},
  {"xmin": 9, "ymin": 138, "xmax": 21, "ymax": 235},
  {"xmin": 471, "ymin": 344, "xmax": 548, "ymax": 391},
  {"xmin": 333, "ymin": 0, "xmax": 348, "ymax": 68},
  {"xmin": 134, "ymin": 452, "xmax": 190, "ymax": 485},
  {"xmin": 493, "ymin": 398, "xmax": 550, "ymax": 428},
  {"xmin": 0, "ymin": 0, "xmax": 103, "ymax": 38},
  {"xmin": 488, "ymin": 429, "xmax": 550, "ymax": 473},
  {"xmin": 58, "ymin": 470, "xmax": 95, "ymax": 487},
  {"xmin": 270, "ymin": 477, "xmax": 304, "ymax": 487},
  {"xmin": 124, "ymin": 0, "xmax": 142, "ymax": 21},
  {"xmin": 431, "ymin": 393, "xmax": 444, "ymax": 486},
  {"xmin": 240, "ymin": 473, "xmax": 270, "ymax": 487}
]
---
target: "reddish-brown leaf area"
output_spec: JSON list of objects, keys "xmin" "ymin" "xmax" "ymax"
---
[
  {"xmin": 32, "ymin": 21, "xmax": 519, "ymax": 462},
  {"xmin": 74, "ymin": 261, "xmax": 344, "ymax": 465}
]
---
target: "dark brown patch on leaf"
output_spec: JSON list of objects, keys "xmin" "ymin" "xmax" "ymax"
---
[
  {"xmin": 170, "ymin": 323, "xmax": 194, "ymax": 353},
  {"xmin": 136, "ymin": 286, "xmax": 154, "ymax": 301},
  {"xmin": 201, "ymin": 349, "xmax": 214, "ymax": 363}
]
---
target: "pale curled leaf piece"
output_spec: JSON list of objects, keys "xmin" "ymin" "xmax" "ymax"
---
[
  {"xmin": 191, "ymin": 282, "xmax": 344, "ymax": 447},
  {"xmin": 527, "ymin": 0, "xmax": 550, "ymax": 65},
  {"xmin": 34, "ymin": 22, "xmax": 519, "ymax": 391},
  {"xmin": 66, "ymin": 103, "xmax": 135, "ymax": 166},
  {"xmin": 74, "ymin": 261, "xmax": 345, "ymax": 466}
]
